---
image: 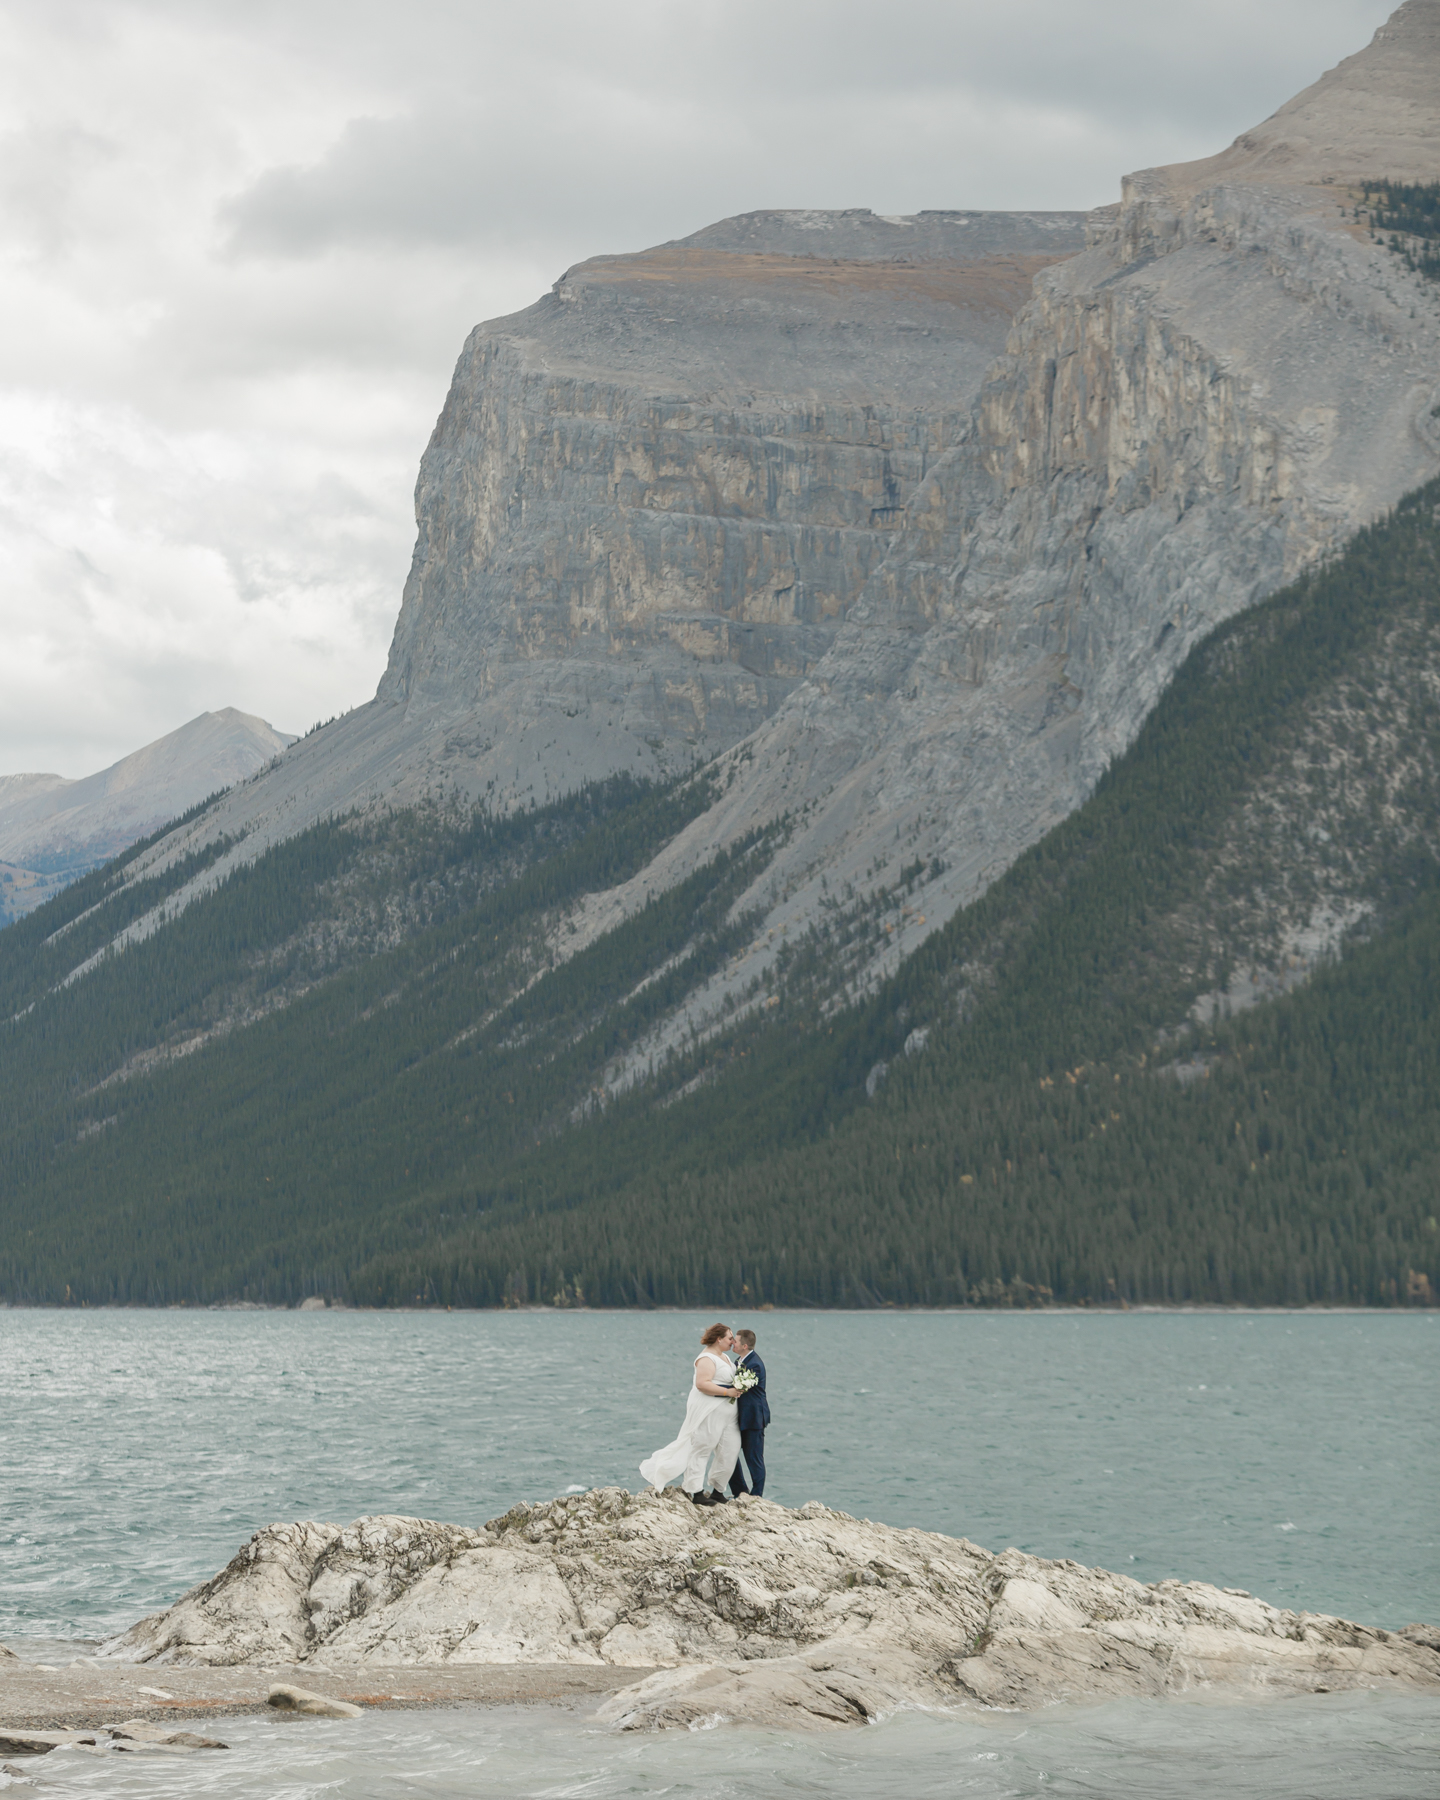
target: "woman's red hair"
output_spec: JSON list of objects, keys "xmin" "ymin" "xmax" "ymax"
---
[{"xmin": 700, "ymin": 1322, "xmax": 729, "ymax": 1346}]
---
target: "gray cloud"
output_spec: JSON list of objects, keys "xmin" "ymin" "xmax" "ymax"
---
[
  {"xmin": 222, "ymin": 1, "xmax": 1390, "ymax": 264},
  {"xmin": 0, "ymin": 0, "xmax": 1397, "ymax": 774}
]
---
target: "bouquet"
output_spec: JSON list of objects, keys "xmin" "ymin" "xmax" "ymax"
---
[{"xmin": 731, "ymin": 1366, "xmax": 759, "ymax": 1395}]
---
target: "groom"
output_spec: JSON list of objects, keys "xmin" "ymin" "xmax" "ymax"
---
[{"xmin": 728, "ymin": 1329, "xmax": 769, "ymax": 1498}]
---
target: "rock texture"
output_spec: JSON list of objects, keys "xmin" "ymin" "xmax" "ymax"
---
[
  {"xmin": 71, "ymin": 6, "xmax": 1440, "ymax": 1050},
  {"xmin": 121, "ymin": 208, "xmax": 1085, "ymax": 889},
  {"xmin": 102, "ymin": 1495, "xmax": 1440, "ymax": 1730},
  {"xmin": 265, "ymin": 1683, "xmax": 361, "ymax": 1718},
  {"xmin": 381, "ymin": 208, "xmax": 1084, "ymax": 782},
  {"xmin": 0, "ymin": 710, "xmax": 292, "ymax": 923},
  {"xmin": 0, "ymin": 1721, "xmax": 227, "ymax": 1757}
]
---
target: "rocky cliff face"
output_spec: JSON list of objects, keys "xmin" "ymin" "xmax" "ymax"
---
[
  {"xmin": 99, "ymin": 6, "xmax": 1440, "ymax": 1052},
  {"xmin": 550, "ymin": 4, "xmax": 1440, "ymax": 1069},
  {"xmin": 138, "ymin": 208, "xmax": 1084, "ymax": 847},
  {"xmin": 105, "ymin": 1496, "xmax": 1440, "ymax": 1729},
  {"xmin": 381, "ymin": 209, "xmax": 1084, "ymax": 772}
]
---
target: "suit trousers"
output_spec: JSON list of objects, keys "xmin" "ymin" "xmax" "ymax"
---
[{"xmin": 730, "ymin": 1426, "xmax": 766, "ymax": 1497}]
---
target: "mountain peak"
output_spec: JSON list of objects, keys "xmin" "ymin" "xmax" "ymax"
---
[
  {"xmin": 1140, "ymin": 0, "xmax": 1440, "ymax": 197},
  {"xmin": 0, "ymin": 709, "xmax": 295, "ymax": 921}
]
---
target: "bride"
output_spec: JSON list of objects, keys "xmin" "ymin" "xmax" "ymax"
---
[{"xmin": 639, "ymin": 1323, "xmax": 741, "ymax": 1506}]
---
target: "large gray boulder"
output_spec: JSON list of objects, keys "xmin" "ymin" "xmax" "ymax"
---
[{"xmin": 101, "ymin": 1492, "xmax": 1440, "ymax": 1727}]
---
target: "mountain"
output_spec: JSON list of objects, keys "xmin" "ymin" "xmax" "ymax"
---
[
  {"xmin": 1, "ymin": 482, "xmax": 1438, "ymax": 1307},
  {"xmin": 111, "ymin": 206, "xmax": 1089, "ymax": 907},
  {"xmin": 1, "ymin": 6, "xmax": 1439, "ymax": 1307},
  {"xmin": 112, "ymin": 4, "xmax": 1440, "ymax": 1006},
  {"xmin": 0, "ymin": 710, "xmax": 293, "ymax": 925},
  {"xmin": 1146, "ymin": 0, "xmax": 1440, "ymax": 194}
]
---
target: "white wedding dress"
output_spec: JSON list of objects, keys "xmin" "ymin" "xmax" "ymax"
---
[{"xmin": 639, "ymin": 1350, "xmax": 741, "ymax": 1495}]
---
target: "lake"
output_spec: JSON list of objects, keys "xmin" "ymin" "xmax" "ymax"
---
[{"xmin": 1, "ymin": 1307, "xmax": 1436, "ymax": 1796}]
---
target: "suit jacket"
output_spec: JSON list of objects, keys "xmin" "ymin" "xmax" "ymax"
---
[{"xmin": 735, "ymin": 1350, "xmax": 770, "ymax": 1431}]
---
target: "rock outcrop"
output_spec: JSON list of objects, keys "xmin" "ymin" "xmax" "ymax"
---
[
  {"xmin": 102, "ymin": 1494, "xmax": 1440, "ymax": 1729},
  {"xmin": 0, "ymin": 1721, "xmax": 227, "ymax": 1757}
]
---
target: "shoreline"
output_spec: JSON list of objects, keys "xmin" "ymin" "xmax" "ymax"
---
[
  {"xmin": 0, "ymin": 1661, "xmax": 646, "ymax": 1734},
  {"xmin": 1, "ymin": 1303, "xmax": 1434, "ymax": 1316}
]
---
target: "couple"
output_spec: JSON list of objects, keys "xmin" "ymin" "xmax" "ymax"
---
[{"xmin": 639, "ymin": 1323, "xmax": 769, "ymax": 1506}]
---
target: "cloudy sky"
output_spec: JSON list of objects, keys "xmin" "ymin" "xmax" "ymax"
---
[{"xmin": 0, "ymin": 0, "xmax": 1396, "ymax": 775}]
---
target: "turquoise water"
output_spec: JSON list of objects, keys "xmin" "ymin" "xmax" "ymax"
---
[
  {"xmin": 11, "ymin": 1694, "xmax": 1440, "ymax": 1800},
  {"xmin": 1, "ymin": 1309, "xmax": 1437, "ymax": 1796}
]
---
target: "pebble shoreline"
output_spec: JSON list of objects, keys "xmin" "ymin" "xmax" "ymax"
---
[{"xmin": 0, "ymin": 1659, "xmax": 642, "ymax": 1735}]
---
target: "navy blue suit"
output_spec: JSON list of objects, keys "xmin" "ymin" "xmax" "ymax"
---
[{"xmin": 728, "ymin": 1350, "xmax": 769, "ymax": 1497}]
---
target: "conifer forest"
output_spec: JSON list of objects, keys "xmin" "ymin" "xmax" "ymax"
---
[{"xmin": 3, "ymin": 483, "xmax": 1440, "ymax": 1310}]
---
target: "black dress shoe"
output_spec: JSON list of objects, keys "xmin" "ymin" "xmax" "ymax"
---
[
  {"xmin": 690, "ymin": 1491, "xmax": 714, "ymax": 1506},
  {"xmin": 706, "ymin": 1491, "xmax": 728, "ymax": 1504}
]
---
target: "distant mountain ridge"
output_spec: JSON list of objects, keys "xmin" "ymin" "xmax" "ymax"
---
[{"xmin": 0, "ymin": 709, "xmax": 293, "ymax": 924}]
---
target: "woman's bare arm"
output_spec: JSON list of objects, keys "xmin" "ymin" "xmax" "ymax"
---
[{"xmin": 693, "ymin": 1355, "xmax": 735, "ymax": 1398}]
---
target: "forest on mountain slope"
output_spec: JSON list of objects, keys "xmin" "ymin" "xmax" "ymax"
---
[
  {"xmin": 2, "ymin": 481, "xmax": 1440, "ymax": 1308},
  {"xmin": 1361, "ymin": 178, "xmax": 1440, "ymax": 282}
]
